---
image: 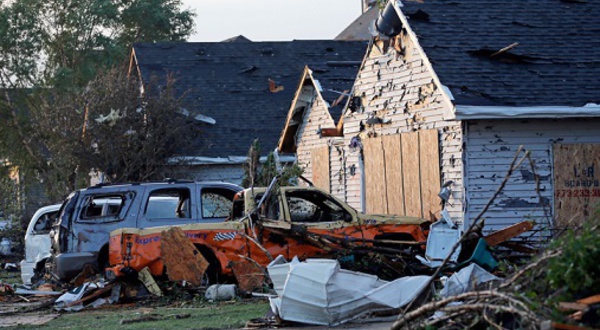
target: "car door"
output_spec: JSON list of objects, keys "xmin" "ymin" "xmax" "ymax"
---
[
  {"xmin": 257, "ymin": 187, "xmax": 359, "ymax": 260},
  {"xmin": 197, "ymin": 184, "xmax": 240, "ymax": 223},
  {"xmin": 137, "ymin": 184, "xmax": 195, "ymax": 227},
  {"xmin": 70, "ymin": 189, "xmax": 136, "ymax": 253}
]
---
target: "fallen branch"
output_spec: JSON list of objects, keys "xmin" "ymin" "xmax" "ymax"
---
[
  {"xmin": 393, "ymin": 290, "xmax": 540, "ymax": 328},
  {"xmin": 499, "ymin": 248, "xmax": 561, "ymax": 289}
]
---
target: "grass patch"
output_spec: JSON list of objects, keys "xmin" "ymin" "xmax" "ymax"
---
[
  {"xmin": 0, "ymin": 268, "xmax": 22, "ymax": 285},
  {"xmin": 7, "ymin": 300, "xmax": 270, "ymax": 330}
]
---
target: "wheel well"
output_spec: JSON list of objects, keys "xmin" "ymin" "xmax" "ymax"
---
[
  {"xmin": 97, "ymin": 244, "xmax": 109, "ymax": 271},
  {"xmin": 194, "ymin": 245, "xmax": 221, "ymax": 271},
  {"xmin": 194, "ymin": 244, "xmax": 222, "ymax": 284}
]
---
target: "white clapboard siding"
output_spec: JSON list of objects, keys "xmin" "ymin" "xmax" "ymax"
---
[
  {"xmin": 464, "ymin": 118, "xmax": 600, "ymax": 242},
  {"xmin": 343, "ymin": 34, "xmax": 462, "ymax": 220}
]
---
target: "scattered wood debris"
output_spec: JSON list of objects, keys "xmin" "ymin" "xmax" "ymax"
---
[{"xmin": 161, "ymin": 227, "xmax": 209, "ymax": 287}]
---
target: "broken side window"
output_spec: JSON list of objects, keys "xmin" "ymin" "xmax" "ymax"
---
[
  {"xmin": 286, "ymin": 191, "xmax": 350, "ymax": 223},
  {"xmin": 201, "ymin": 187, "xmax": 236, "ymax": 219},
  {"xmin": 79, "ymin": 194, "xmax": 126, "ymax": 222},
  {"xmin": 253, "ymin": 192, "xmax": 280, "ymax": 220},
  {"xmin": 33, "ymin": 210, "xmax": 59, "ymax": 234},
  {"xmin": 145, "ymin": 189, "xmax": 189, "ymax": 219}
]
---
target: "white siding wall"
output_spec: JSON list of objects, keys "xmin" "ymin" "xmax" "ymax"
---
[
  {"xmin": 343, "ymin": 35, "xmax": 463, "ymax": 219},
  {"xmin": 330, "ymin": 138, "xmax": 346, "ymax": 201},
  {"xmin": 296, "ymin": 92, "xmax": 337, "ymax": 189},
  {"xmin": 465, "ymin": 118, "xmax": 600, "ymax": 240}
]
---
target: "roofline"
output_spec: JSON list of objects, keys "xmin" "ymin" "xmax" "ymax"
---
[
  {"xmin": 389, "ymin": 0, "xmax": 456, "ymax": 118},
  {"xmin": 454, "ymin": 104, "xmax": 600, "ymax": 120},
  {"xmin": 128, "ymin": 47, "xmax": 144, "ymax": 88},
  {"xmin": 168, "ymin": 155, "xmax": 296, "ymax": 166},
  {"xmin": 277, "ymin": 66, "xmax": 312, "ymax": 152}
]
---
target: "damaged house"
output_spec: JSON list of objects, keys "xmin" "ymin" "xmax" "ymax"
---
[
  {"xmin": 128, "ymin": 39, "xmax": 365, "ymax": 184},
  {"xmin": 280, "ymin": 0, "xmax": 600, "ymax": 243}
]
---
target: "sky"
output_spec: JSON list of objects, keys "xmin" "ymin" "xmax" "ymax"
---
[{"xmin": 182, "ymin": 0, "xmax": 364, "ymax": 42}]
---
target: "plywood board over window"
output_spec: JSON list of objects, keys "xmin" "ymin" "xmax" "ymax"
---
[
  {"xmin": 363, "ymin": 137, "xmax": 387, "ymax": 214},
  {"xmin": 362, "ymin": 129, "xmax": 441, "ymax": 218},
  {"xmin": 419, "ymin": 129, "xmax": 441, "ymax": 219},
  {"xmin": 311, "ymin": 146, "xmax": 330, "ymax": 193},
  {"xmin": 402, "ymin": 131, "xmax": 422, "ymax": 217},
  {"xmin": 383, "ymin": 135, "xmax": 404, "ymax": 215},
  {"xmin": 553, "ymin": 144, "xmax": 600, "ymax": 228}
]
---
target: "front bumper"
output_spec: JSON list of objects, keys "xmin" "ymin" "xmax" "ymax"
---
[{"xmin": 48, "ymin": 252, "xmax": 98, "ymax": 281}]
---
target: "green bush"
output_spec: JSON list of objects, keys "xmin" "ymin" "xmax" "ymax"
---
[{"xmin": 546, "ymin": 219, "xmax": 600, "ymax": 299}]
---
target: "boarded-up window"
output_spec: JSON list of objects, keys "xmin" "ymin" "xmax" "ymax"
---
[
  {"xmin": 363, "ymin": 138, "xmax": 387, "ymax": 214},
  {"xmin": 363, "ymin": 129, "xmax": 440, "ymax": 218},
  {"xmin": 311, "ymin": 146, "xmax": 330, "ymax": 193},
  {"xmin": 553, "ymin": 144, "xmax": 600, "ymax": 228}
]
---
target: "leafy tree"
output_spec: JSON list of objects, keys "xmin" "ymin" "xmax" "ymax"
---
[
  {"xmin": 0, "ymin": 0, "xmax": 196, "ymax": 207},
  {"xmin": 0, "ymin": 0, "xmax": 195, "ymax": 88},
  {"xmin": 242, "ymin": 139, "xmax": 303, "ymax": 188}
]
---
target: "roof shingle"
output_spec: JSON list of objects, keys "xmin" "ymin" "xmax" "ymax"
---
[{"xmin": 133, "ymin": 40, "xmax": 365, "ymax": 158}]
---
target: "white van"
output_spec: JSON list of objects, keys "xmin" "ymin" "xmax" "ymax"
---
[{"xmin": 20, "ymin": 204, "xmax": 61, "ymax": 284}]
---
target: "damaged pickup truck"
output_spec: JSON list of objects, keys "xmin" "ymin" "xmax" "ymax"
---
[
  {"xmin": 107, "ymin": 183, "xmax": 431, "ymax": 283},
  {"xmin": 48, "ymin": 180, "xmax": 242, "ymax": 282}
]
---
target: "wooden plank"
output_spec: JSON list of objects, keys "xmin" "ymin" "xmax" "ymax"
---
[
  {"xmin": 382, "ymin": 134, "xmax": 405, "ymax": 215},
  {"xmin": 484, "ymin": 221, "xmax": 534, "ymax": 246},
  {"xmin": 402, "ymin": 131, "xmax": 422, "ymax": 217},
  {"xmin": 558, "ymin": 302, "xmax": 588, "ymax": 311},
  {"xmin": 311, "ymin": 145, "xmax": 330, "ymax": 193},
  {"xmin": 418, "ymin": 129, "xmax": 441, "ymax": 218},
  {"xmin": 363, "ymin": 137, "xmax": 387, "ymax": 214},
  {"xmin": 553, "ymin": 144, "xmax": 600, "ymax": 228},
  {"xmin": 577, "ymin": 294, "xmax": 600, "ymax": 305},
  {"xmin": 231, "ymin": 259, "xmax": 266, "ymax": 293},
  {"xmin": 161, "ymin": 227, "xmax": 209, "ymax": 287}
]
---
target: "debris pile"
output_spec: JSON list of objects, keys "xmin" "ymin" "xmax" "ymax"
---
[{"xmin": 1, "ymin": 204, "xmax": 598, "ymax": 330}]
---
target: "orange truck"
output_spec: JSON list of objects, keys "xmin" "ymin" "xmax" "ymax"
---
[{"xmin": 107, "ymin": 185, "xmax": 430, "ymax": 283}]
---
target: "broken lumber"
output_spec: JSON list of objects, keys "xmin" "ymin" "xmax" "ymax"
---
[
  {"xmin": 484, "ymin": 220, "xmax": 534, "ymax": 247},
  {"xmin": 232, "ymin": 256, "xmax": 267, "ymax": 293},
  {"xmin": 138, "ymin": 267, "xmax": 163, "ymax": 297},
  {"xmin": 161, "ymin": 227, "xmax": 209, "ymax": 287},
  {"xmin": 577, "ymin": 294, "xmax": 600, "ymax": 305},
  {"xmin": 63, "ymin": 284, "xmax": 114, "ymax": 308}
]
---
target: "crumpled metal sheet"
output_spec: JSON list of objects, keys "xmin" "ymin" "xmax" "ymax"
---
[
  {"xmin": 440, "ymin": 263, "xmax": 502, "ymax": 298},
  {"xmin": 416, "ymin": 217, "xmax": 461, "ymax": 268},
  {"xmin": 267, "ymin": 257, "xmax": 431, "ymax": 326}
]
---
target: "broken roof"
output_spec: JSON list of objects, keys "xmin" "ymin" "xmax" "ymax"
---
[
  {"xmin": 131, "ymin": 40, "xmax": 365, "ymax": 158},
  {"xmin": 399, "ymin": 0, "xmax": 600, "ymax": 107}
]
